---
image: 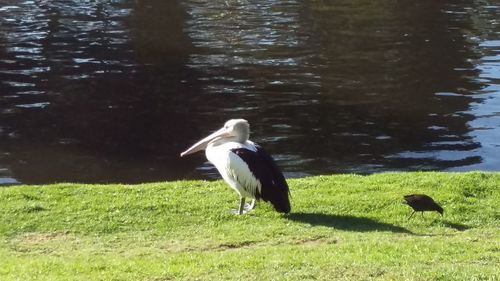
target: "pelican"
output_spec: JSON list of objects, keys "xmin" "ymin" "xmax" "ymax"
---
[{"xmin": 180, "ymin": 119, "xmax": 291, "ymax": 215}]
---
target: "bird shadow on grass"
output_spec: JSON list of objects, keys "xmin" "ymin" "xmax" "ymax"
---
[
  {"xmin": 441, "ymin": 220, "xmax": 470, "ymax": 231},
  {"xmin": 286, "ymin": 212, "xmax": 413, "ymax": 234}
]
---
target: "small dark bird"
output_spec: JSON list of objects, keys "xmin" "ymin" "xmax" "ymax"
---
[{"xmin": 403, "ymin": 194, "xmax": 443, "ymax": 220}]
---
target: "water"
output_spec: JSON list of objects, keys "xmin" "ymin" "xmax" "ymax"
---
[{"xmin": 0, "ymin": 0, "xmax": 499, "ymax": 184}]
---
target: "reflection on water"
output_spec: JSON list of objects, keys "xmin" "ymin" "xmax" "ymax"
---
[
  {"xmin": 0, "ymin": 0, "xmax": 499, "ymax": 184},
  {"xmin": 456, "ymin": 38, "xmax": 500, "ymax": 171}
]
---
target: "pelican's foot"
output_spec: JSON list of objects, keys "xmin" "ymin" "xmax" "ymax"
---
[
  {"xmin": 229, "ymin": 198, "xmax": 255, "ymax": 215},
  {"xmin": 243, "ymin": 199, "xmax": 256, "ymax": 212},
  {"xmin": 229, "ymin": 208, "xmax": 247, "ymax": 215}
]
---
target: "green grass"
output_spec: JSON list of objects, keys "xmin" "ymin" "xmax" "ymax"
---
[{"xmin": 0, "ymin": 172, "xmax": 499, "ymax": 280}]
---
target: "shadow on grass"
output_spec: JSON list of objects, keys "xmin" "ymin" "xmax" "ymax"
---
[
  {"xmin": 287, "ymin": 212, "xmax": 413, "ymax": 234},
  {"xmin": 442, "ymin": 221, "xmax": 470, "ymax": 231}
]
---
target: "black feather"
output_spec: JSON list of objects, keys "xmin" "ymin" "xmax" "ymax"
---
[{"xmin": 231, "ymin": 145, "xmax": 291, "ymax": 213}]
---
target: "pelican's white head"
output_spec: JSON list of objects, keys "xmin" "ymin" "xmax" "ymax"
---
[{"xmin": 180, "ymin": 119, "xmax": 250, "ymax": 157}]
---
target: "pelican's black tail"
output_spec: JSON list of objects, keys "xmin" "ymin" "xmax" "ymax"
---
[
  {"xmin": 269, "ymin": 190, "xmax": 291, "ymax": 213},
  {"xmin": 254, "ymin": 145, "xmax": 291, "ymax": 214}
]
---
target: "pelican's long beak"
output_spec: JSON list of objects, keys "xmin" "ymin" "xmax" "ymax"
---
[{"xmin": 180, "ymin": 127, "xmax": 230, "ymax": 157}]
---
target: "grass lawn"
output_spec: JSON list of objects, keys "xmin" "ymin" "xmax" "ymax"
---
[{"xmin": 0, "ymin": 172, "xmax": 499, "ymax": 280}]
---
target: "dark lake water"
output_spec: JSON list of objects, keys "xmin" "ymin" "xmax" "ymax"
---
[{"xmin": 1, "ymin": 0, "xmax": 499, "ymax": 185}]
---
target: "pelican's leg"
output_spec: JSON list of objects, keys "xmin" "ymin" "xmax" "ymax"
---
[
  {"xmin": 249, "ymin": 199, "xmax": 256, "ymax": 210},
  {"xmin": 238, "ymin": 197, "xmax": 245, "ymax": 215},
  {"xmin": 230, "ymin": 197, "xmax": 245, "ymax": 215}
]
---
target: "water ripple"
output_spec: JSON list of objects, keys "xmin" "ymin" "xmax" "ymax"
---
[{"xmin": 1, "ymin": 0, "xmax": 500, "ymax": 183}]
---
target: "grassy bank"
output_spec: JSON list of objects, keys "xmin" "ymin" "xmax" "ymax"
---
[{"xmin": 0, "ymin": 172, "xmax": 499, "ymax": 280}]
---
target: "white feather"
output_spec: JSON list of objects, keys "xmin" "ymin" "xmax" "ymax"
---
[{"xmin": 206, "ymin": 141, "xmax": 261, "ymax": 198}]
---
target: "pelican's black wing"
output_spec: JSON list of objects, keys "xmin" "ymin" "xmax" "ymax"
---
[{"xmin": 231, "ymin": 145, "xmax": 291, "ymax": 213}]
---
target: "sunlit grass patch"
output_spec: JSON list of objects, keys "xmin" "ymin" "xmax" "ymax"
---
[{"xmin": 0, "ymin": 172, "xmax": 499, "ymax": 280}]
